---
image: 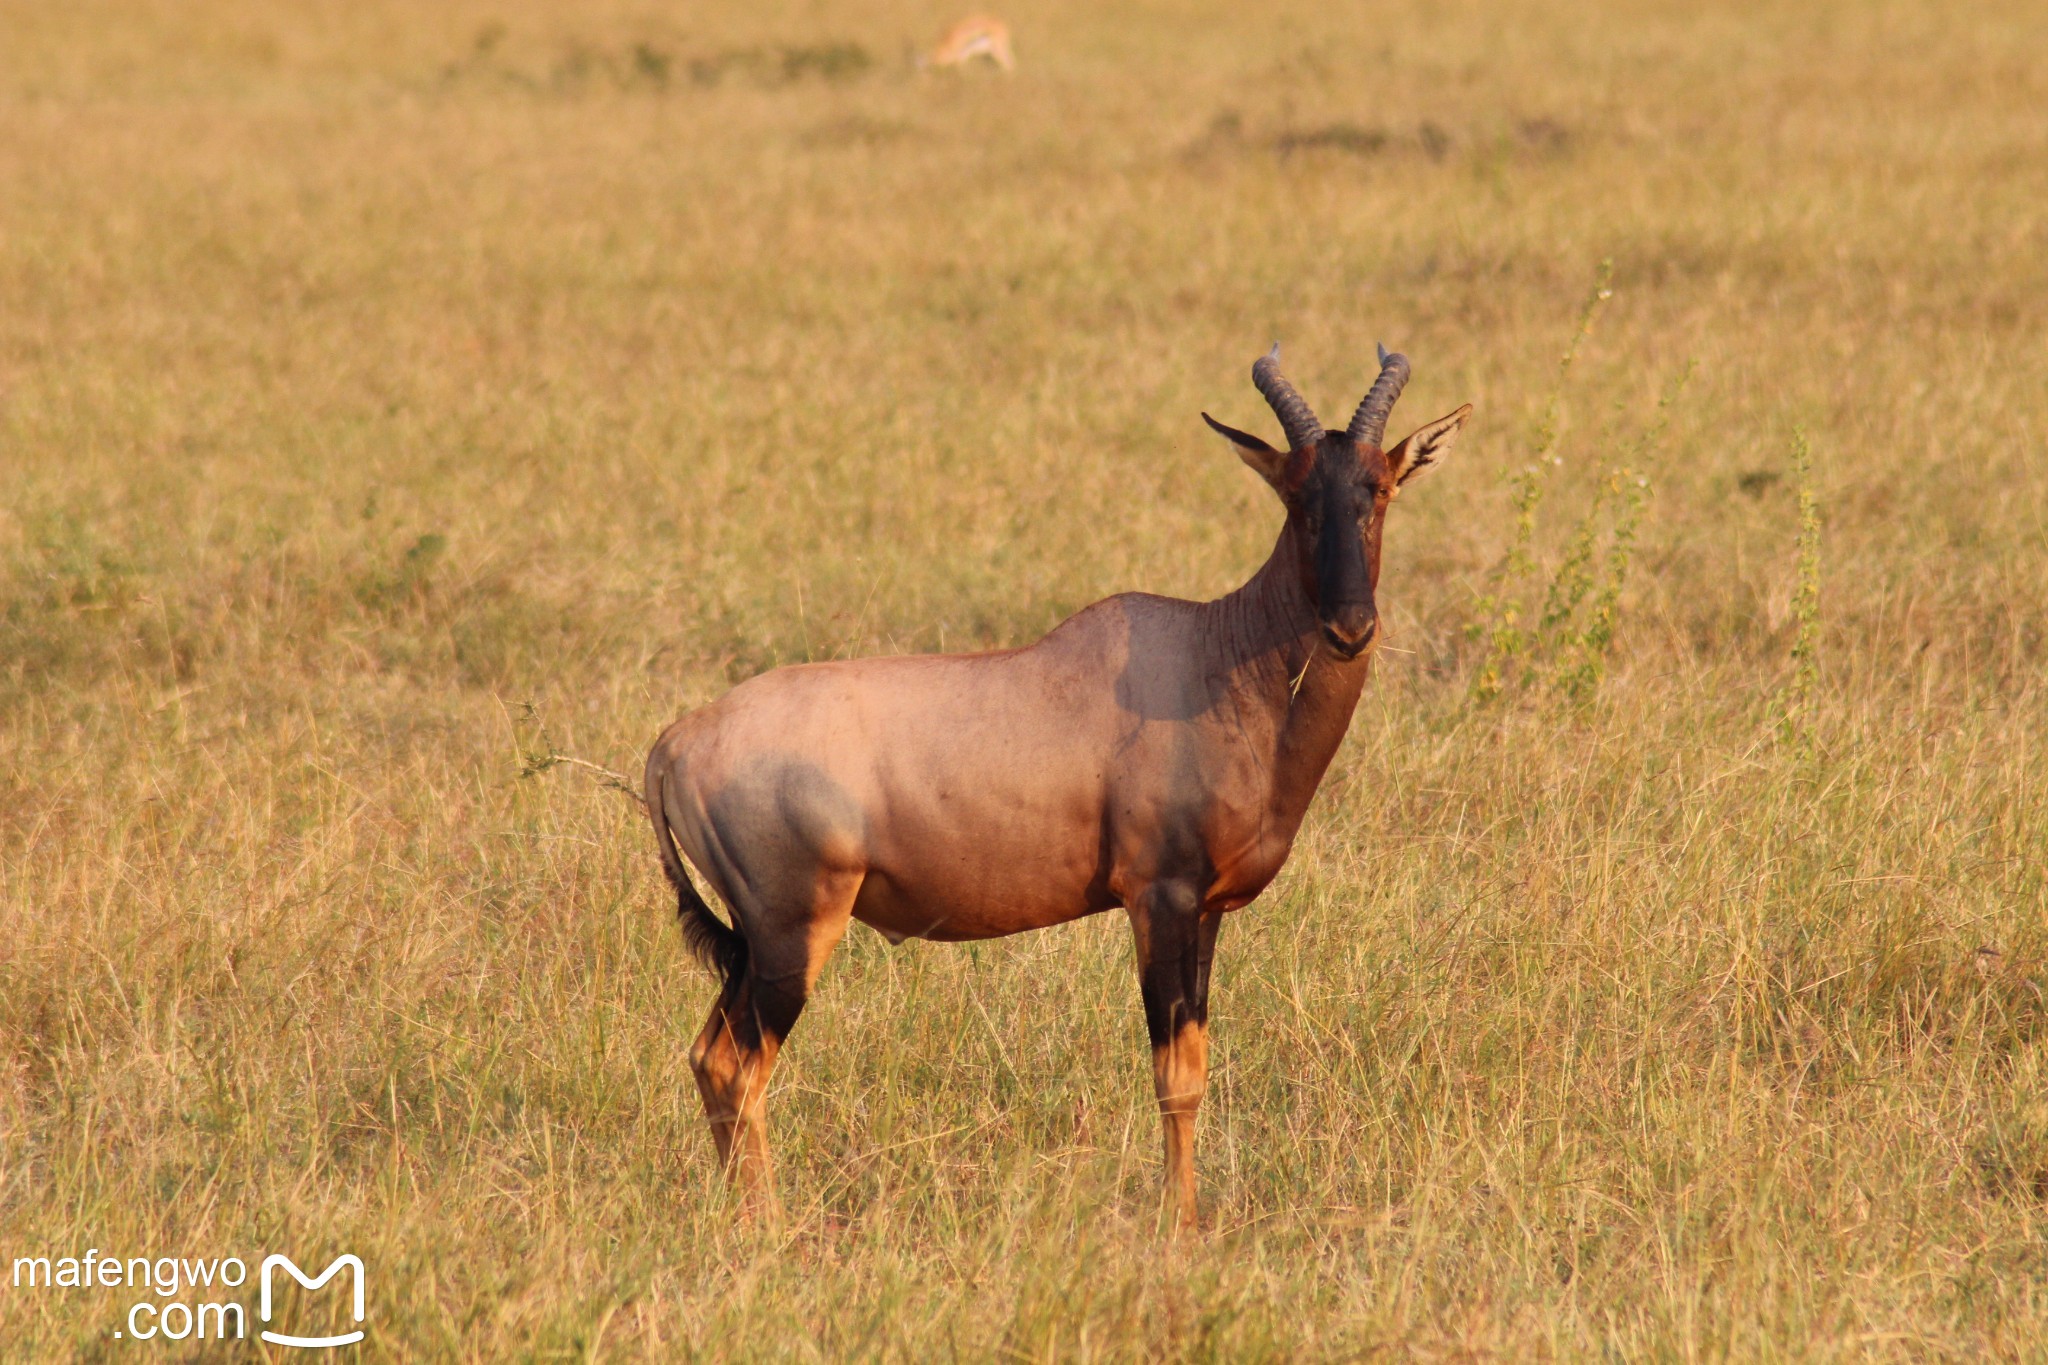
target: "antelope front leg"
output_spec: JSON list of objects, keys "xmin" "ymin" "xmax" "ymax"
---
[{"xmin": 1128, "ymin": 887, "xmax": 1223, "ymax": 1234}]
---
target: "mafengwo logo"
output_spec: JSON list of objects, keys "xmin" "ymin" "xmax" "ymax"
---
[
  {"xmin": 259, "ymin": 1254, "xmax": 366, "ymax": 1348},
  {"xmin": 9, "ymin": 1248, "xmax": 366, "ymax": 1347}
]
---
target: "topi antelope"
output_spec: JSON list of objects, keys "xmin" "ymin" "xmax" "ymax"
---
[{"xmin": 646, "ymin": 344, "xmax": 1471, "ymax": 1228}]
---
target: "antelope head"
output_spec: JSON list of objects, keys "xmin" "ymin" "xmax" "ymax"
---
[{"xmin": 1204, "ymin": 344, "xmax": 1472, "ymax": 660}]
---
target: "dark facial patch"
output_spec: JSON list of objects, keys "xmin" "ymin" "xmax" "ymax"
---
[{"xmin": 1290, "ymin": 436, "xmax": 1389, "ymax": 629}]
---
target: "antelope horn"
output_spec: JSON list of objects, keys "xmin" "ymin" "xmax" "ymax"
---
[
  {"xmin": 1251, "ymin": 343, "xmax": 1325, "ymax": 452},
  {"xmin": 1347, "ymin": 342, "xmax": 1412, "ymax": 449}
]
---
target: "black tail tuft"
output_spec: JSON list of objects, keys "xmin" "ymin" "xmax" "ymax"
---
[
  {"xmin": 648, "ymin": 767, "xmax": 749, "ymax": 982},
  {"xmin": 668, "ymin": 859, "xmax": 749, "ymax": 983}
]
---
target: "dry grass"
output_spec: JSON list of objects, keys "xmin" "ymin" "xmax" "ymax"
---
[{"xmin": 4, "ymin": 0, "xmax": 2047, "ymax": 1358}]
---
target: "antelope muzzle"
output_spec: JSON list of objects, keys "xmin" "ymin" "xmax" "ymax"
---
[{"xmin": 1319, "ymin": 604, "xmax": 1377, "ymax": 660}]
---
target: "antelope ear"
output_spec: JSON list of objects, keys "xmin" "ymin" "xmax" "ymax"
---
[
  {"xmin": 1385, "ymin": 403, "xmax": 1472, "ymax": 490},
  {"xmin": 1203, "ymin": 412, "xmax": 1290, "ymax": 496}
]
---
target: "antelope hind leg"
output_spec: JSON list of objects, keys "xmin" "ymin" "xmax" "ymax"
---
[
  {"xmin": 686, "ymin": 872, "xmax": 857, "ymax": 1217},
  {"xmin": 689, "ymin": 970, "xmax": 749, "ymax": 1172}
]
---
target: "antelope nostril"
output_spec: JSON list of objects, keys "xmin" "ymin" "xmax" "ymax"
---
[{"xmin": 1324, "ymin": 604, "xmax": 1375, "ymax": 638}]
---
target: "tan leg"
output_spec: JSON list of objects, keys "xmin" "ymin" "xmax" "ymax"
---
[
  {"xmin": 671, "ymin": 764, "xmax": 864, "ymax": 1216},
  {"xmin": 688, "ymin": 972, "xmax": 786, "ymax": 1208},
  {"xmin": 687, "ymin": 912, "xmax": 850, "ymax": 1218},
  {"xmin": 1154, "ymin": 1018, "xmax": 1209, "ymax": 1226},
  {"xmin": 1129, "ymin": 890, "xmax": 1223, "ymax": 1234}
]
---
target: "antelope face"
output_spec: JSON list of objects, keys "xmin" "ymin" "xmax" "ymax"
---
[
  {"xmin": 1297, "ymin": 438, "xmax": 1390, "ymax": 658},
  {"xmin": 1203, "ymin": 344, "xmax": 1473, "ymax": 661}
]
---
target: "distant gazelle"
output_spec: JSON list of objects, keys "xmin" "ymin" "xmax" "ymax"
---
[
  {"xmin": 918, "ymin": 14, "xmax": 1015, "ymax": 72},
  {"xmin": 646, "ymin": 344, "xmax": 1470, "ymax": 1228}
]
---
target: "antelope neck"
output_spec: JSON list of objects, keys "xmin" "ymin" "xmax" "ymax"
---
[{"xmin": 1199, "ymin": 518, "xmax": 1372, "ymax": 810}]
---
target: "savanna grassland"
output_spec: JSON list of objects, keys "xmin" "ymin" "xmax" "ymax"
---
[{"xmin": 3, "ymin": 0, "xmax": 2047, "ymax": 1358}]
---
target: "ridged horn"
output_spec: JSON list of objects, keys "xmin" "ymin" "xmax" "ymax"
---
[
  {"xmin": 1347, "ymin": 342, "xmax": 1411, "ymax": 449},
  {"xmin": 1251, "ymin": 343, "xmax": 1325, "ymax": 452}
]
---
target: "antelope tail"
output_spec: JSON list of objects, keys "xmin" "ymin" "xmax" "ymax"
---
[{"xmin": 647, "ymin": 767, "xmax": 749, "ymax": 982}]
